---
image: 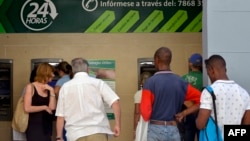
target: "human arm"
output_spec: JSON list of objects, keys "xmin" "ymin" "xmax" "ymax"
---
[
  {"xmin": 23, "ymin": 83, "xmax": 52, "ymax": 114},
  {"xmin": 241, "ymin": 97, "xmax": 250, "ymax": 124},
  {"xmin": 54, "ymin": 77, "xmax": 65, "ymax": 98},
  {"xmin": 44, "ymin": 84, "xmax": 57, "ymax": 110},
  {"xmin": 140, "ymin": 89, "xmax": 154, "ymax": 121},
  {"xmin": 241, "ymin": 110, "xmax": 250, "ymax": 124},
  {"xmin": 111, "ymin": 100, "xmax": 121, "ymax": 137},
  {"xmin": 196, "ymin": 89, "xmax": 213, "ymax": 129},
  {"xmin": 196, "ymin": 108, "xmax": 211, "ymax": 129},
  {"xmin": 185, "ymin": 84, "xmax": 201, "ymax": 105},
  {"xmin": 99, "ymin": 80, "xmax": 121, "ymax": 136},
  {"xmin": 54, "ymin": 85, "xmax": 61, "ymax": 98},
  {"xmin": 55, "ymin": 88, "xmax": 65, "ymax": 141},
  {"xmin": 56, "ymin": 116, "xmax": 65, "ymax": 141},
  {"xmin": 175, "ymin": 84, "xmax": 201, "ymax": 122}
]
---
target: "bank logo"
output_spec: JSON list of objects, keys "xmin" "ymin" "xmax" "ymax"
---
[
  {"xmin": 82, "ymin": 0, "xmax": 98, "ymax": 12},
  {"xmin": 21, "ymin": 0, "xmax": 58, "ymax": 31}
]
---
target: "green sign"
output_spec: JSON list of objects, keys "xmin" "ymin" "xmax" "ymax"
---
[
  {"xmin": 88, "ymin": 60, "xmax": 116, "ymax": 120},
  {"xmin": 0, "ymin": 0, "xmax": 202, "ymax": 33}
]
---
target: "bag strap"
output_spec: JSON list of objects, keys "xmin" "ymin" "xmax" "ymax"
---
[
  {"xmin": 29, "ymin": 83, "xmax": 35, "ymax": 96},
  {"xmin": 206, "ymin": 86, "xmax": 220, "ymax": 141}
]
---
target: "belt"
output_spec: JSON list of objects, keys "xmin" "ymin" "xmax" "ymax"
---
[{"xmin": 150, "ymin": 120, "xmax": 177, "ymax": 126}]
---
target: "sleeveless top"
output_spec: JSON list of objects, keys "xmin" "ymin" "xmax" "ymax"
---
[{"xmin": 28, "ymin": 86, "xmax": 53, "ymax": 135}]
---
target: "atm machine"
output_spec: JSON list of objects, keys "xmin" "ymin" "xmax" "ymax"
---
[
  {"xmin": 0, "ymin": 59, "xmax": 13, "ymax": 121},
  {"xmin": 137, "ymin": 58, "xmax": 156, "ymax": 90},
  {"xmin": 31, "ymin": 58, "xmax": 63, "ymax": 87}
]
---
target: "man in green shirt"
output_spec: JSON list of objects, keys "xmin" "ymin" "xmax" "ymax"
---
[
  {"xmin": 182, "ymin": 53, "xmax": 203, "ymax": 91},
  {"xmin": 180, "ymin": 53, "xmax": 203, "ymax": 141}
]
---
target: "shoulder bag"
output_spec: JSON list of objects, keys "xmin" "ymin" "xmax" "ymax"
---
[
  {"xmin": 199, "ymin": 86, "xmax": 223, "ymax": 141},
  {"xmin": 12, "ymin": 84, "xmax": 34, "ymax": 133},
  {"xmin": 135, "ymin": 115, "xmax": 148, "ymax": 141}
]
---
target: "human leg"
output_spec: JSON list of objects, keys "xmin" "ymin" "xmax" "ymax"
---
[
  {"xmin": 147, "ymin": 124, "xmax": 181, "ymax": 141},
  {"xmin": 183, "ymin": 113, "xmax": 197, "ymax": 141}
]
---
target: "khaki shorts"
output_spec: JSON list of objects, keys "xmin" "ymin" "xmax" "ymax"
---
[{"xmin": 76, "ymin": 133, "xmax": 108, "ymax": 141}]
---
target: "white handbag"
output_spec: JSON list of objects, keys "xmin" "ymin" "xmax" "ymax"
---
[{"xmin": 135, "ymin": 115, "xmax": 148, "ymax": 141}]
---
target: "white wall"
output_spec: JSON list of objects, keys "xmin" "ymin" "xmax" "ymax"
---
[{"xmin": 203, "ymin": 0, "xmax": 250, "ymax": 92}]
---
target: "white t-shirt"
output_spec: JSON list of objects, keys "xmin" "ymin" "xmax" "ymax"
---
[
  {"xmin": 56, "ymin": 72, "xmax": 119, "ymax": 141},
  {"xmin": 134, "ymin": 89, "xmax": 142, "ymax": 104},
  {"xmin": 200, "ymin": 80, "xmax": 250, "ymax": 137}
]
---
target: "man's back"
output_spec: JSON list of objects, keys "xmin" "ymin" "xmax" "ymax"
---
[
  {"xmin": 56, "ymin": 72, "xmax": 119, "ymax": 140},
  {"xmin": 200, "ymin": 80, "xmax": 250, "ymax": 136},
  {"xmin": 140, "ymin": 47, "xmax": 201, "ymax": 141},
  {"xmin": 141, "ymin": 72, "xmax": 187, "ymax": 121},
  {"xmin": 61, "ymin": 73, "xmax": 107, "ymax": 120}
]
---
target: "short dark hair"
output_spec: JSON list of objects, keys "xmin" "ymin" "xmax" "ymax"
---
[
  {"xmin": 205, "ymin": 54, "xmax": 226, "ymax": 67},
  {"xmin": 56, "ymin": 61, "xmax": 73, "ymax": 78},
  {"xmin": 154, "ymin": 47, "xmax": 172, "ymax": 65}
]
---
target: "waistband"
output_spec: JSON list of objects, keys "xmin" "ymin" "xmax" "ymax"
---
[{"xmin": 150, "ymin": 120, "xmax": 177, "ymax": 126}]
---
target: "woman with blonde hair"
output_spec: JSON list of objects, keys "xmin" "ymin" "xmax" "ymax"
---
[{"xmin": 24, "ymin": 62, "xmax": 57, "ymax": 141}]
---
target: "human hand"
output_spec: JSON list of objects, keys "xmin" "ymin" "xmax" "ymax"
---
[
  {"xmin": 175, "ymin": 110, "xmax": 186, "ymax": 123},
  {"xmin": 56, "ymin": 138, "xmax": 64, "ymax": 141},
  {"xmin": 96, "ymin": 69, "xmax": 115, "ymax": 79},
  {"xmin": 44, "ymin": 106, "xmax": 53, "ymax": 114},
  {"xmin": 44, "ymin": 84, "xmax": 54, "ymax": 92},
  {"xmin": 113, "ymin": 125, "xmax": 120, "ymax": 137}
]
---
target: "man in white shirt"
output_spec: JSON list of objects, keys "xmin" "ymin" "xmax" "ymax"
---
[
  {"xmin": 55, "ymin": 58, "xmax": 121, "ymax": 141},
  {"xmin": 196, "ymin": 54, "xmax": 250, "ymax": 139}
]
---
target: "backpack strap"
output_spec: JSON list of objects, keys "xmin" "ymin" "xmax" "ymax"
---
[
  {"xmin": 206, "ymin": 86, "xmax": 216, "ymax": 101},
  {"xmin": 205, "ymin": 86, "xmax": 220, "ymax": 141}
]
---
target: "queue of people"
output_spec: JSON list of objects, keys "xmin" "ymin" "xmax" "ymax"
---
[
  {"xmin": 134, "ymin": 47, "xmax": 250, "ymax": 141},
  {"xmin": 14, "ymin": 46, "xmax": 250, "ymax": 141}
]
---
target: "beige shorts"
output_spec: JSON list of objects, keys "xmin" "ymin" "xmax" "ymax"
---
[{"xmin": 76, "ymin": 133, "xmax": 108, "ymax": 141}]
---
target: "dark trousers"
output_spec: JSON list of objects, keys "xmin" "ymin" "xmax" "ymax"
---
[{"xmin": 179, "ymin": 113, "xmax": 199, "ymax": 141}]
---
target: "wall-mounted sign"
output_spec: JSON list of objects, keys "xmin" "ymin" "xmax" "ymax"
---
[
  {"xmin": 88, "ymin": 59, "xmax": 116, "ymax": 120},
  {"xmin": 0, "ymin": 0, "xmax": 202, "ymax": 33}
]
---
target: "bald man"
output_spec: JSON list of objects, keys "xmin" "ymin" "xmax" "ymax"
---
[
  {"xmin": 140, "ymin": 47, "xmax": 201, "ymax": 141},
  {"xmin": 196, "ymin": 54, "xmax": 250, "ymax": 140}
]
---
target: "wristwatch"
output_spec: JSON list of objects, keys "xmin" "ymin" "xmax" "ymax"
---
[{"xmin": 56, "ymin": 137, "xmax": 62, "ymax": 140}]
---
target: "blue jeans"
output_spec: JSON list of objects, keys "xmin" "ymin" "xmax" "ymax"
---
[{"xmin": 148, "ymin": 124, "xmax": 181, "ymax": 141}]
